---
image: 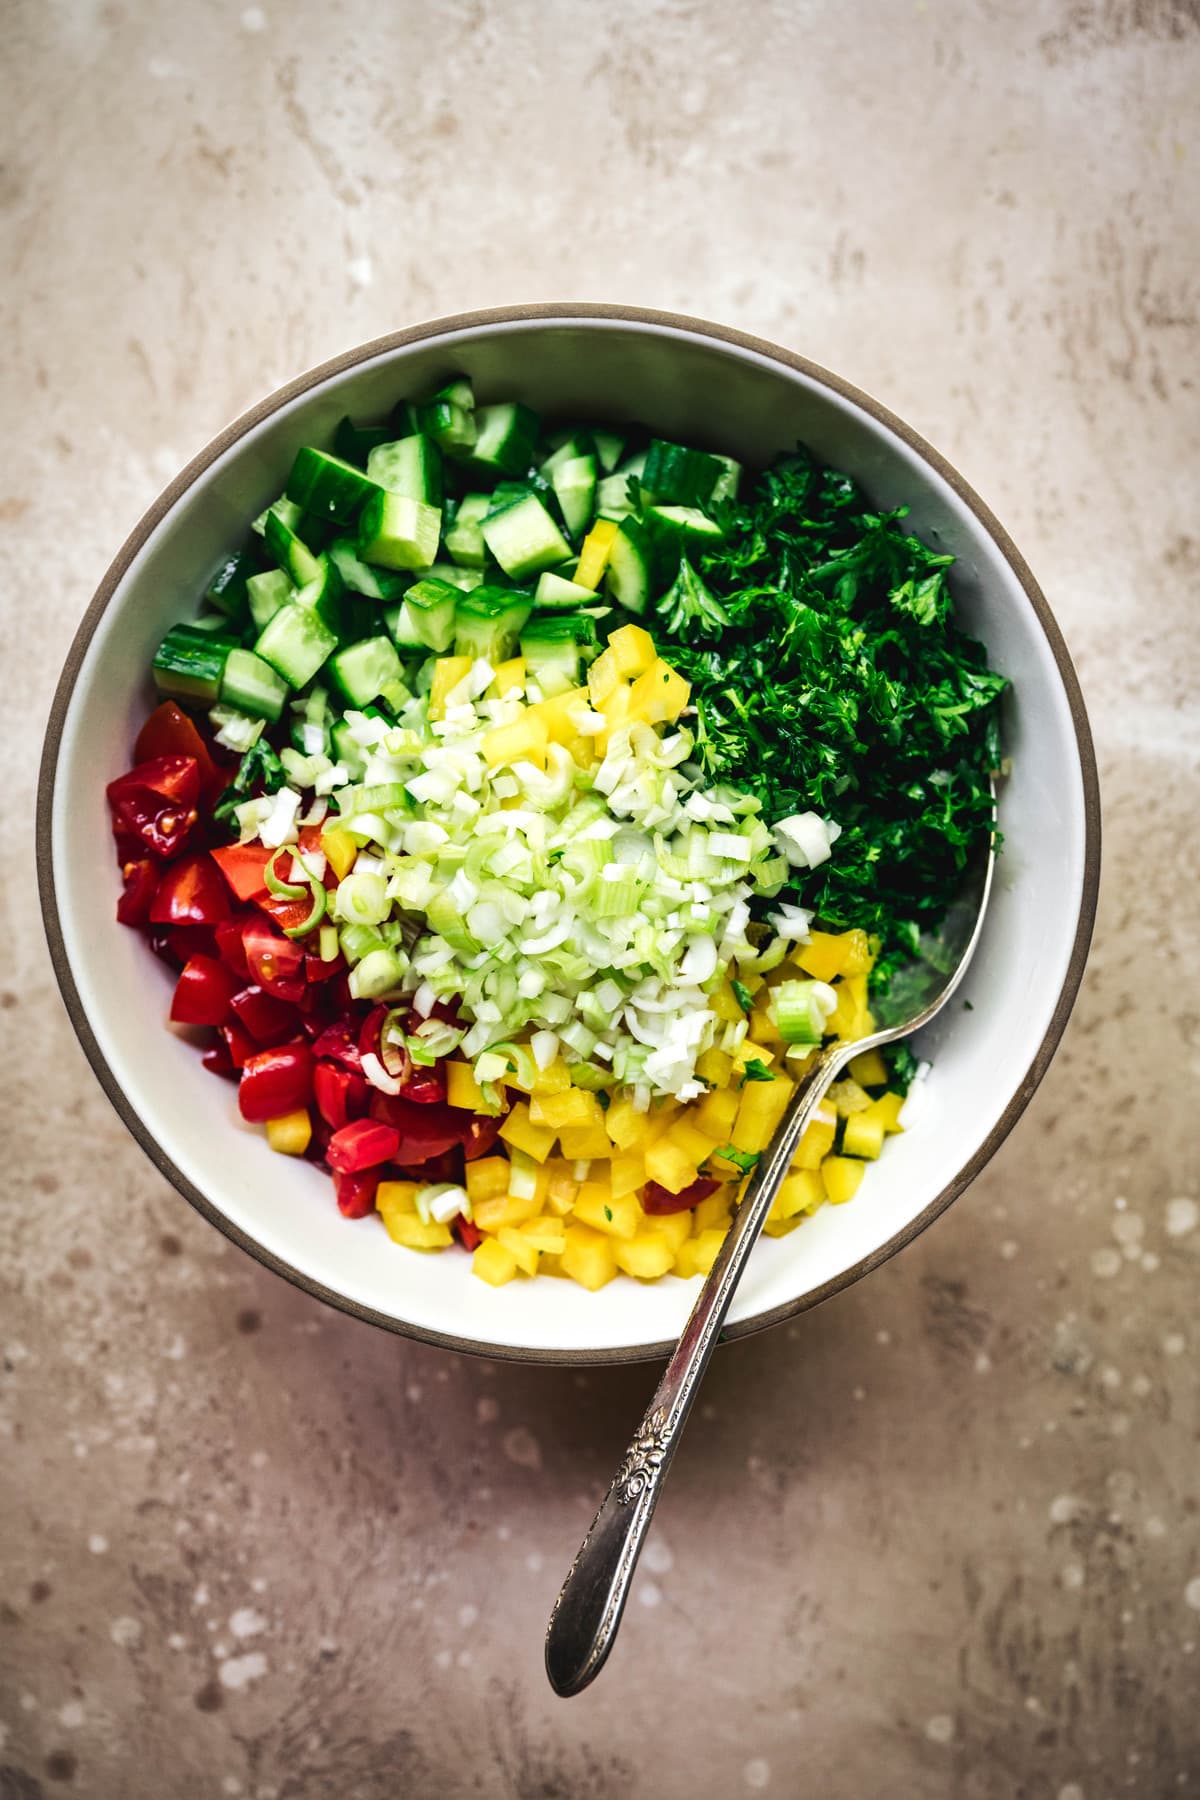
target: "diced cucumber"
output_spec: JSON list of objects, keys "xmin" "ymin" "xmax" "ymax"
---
[
  {"xmin": 418, "ymin": 379, "xmax": 476, "ymax": 455},
  {"xmin": 423, "ymin": 561, "xmax": 484, "ymax": 592},
  {"xmin": 327, "ymin": 635, "xmax": 404, "ymax": 708},
  {"xmin": 709, "ymin": 454, "xmax": 742, "ymax": 504},
  {"xmin": 327, "ymin": 538, "xmax": 410, "ymax": 602},
  {"xmin": 204, "ymin": 550, "xmax": 255, "ymax": 626},
  {"xmin": 592, "ymin": 429, "xmax": 627, "ymax": 474},
  {"xmin": 254, "ymin": 602, "xmax": 338, "ymax": 689},
  {"xmin": 540, "ymin": 431, "xmax": 595, "ymax": 479},
  {"xmin": 535, "ymin": 570, "xmax": 596, "ymax": 610},
  {"xmin": 462, "ymin": 401, "xmax": 539, "ymax": 480},
  {"xmin": 481, "ymin": 494, "xmax": 572, "ymax": 580},
  {"xmin": 333, "ymin": 416, "xmax": 393, "ymax": 468},
  {"xmin": 453, "ymin": 587, "xmax": 534, "ymax": 663},
  {"xmin": 285, "ymin": 447, "xmax": 382, "ymax": 525},
  {"xmin": 603, "ymin": 517, "xmax": 654, "ymax": 614},
  {"xmin": 252, "ymin": 496, "xmax": 302, "ymax": 538},
  {"xmin": 152, "ymin": 623, "xmax": 237, "ymax": 703},
  {"xmin": 358, "ymin": 491, "xmax": 442, "ymax": 571},
  {"xmin": 388, "ymin": 398, "xmax": 421, "ymax": 438},
  {"xmin": 640, "ymin": 439, "xmax": 722, "ymax": 508},
  {"xmin": 293, "ymin": 553, "xmax": 345, "ymax": 638},
  {"xmin": 246, "ymin": 569, "xmax": 293, "ymax": 632},
  {"xmin": 331, "ymin": 717, "xmax": 367, "ymax": 778},
  {"xmin": 264, "ymin": 503, "xmax": 322, "ymax": 587},
  {"xmin": 641, "ymin": 504, "xmax": 726, "ymax": 585},
  {"xmin": 443, "ymin": 493, "xmax": 490, "ymax": 568},
  {"xmin": 220, "ymin": 647, "xmax": 290, "ymax": 722},
  {"xmin": 520, "ymin": 614, "xmax": 598, "ymax": 696},
  {"xmin": 384, "ymin": 577, "xmax": 460, "ymax": 654},
  {"xmin": 595, "ymin": 470, "xmax": 638, "ymax": 519},
  {"xmin": 552, "ymin": 453, "xmax": 597, "ymax": 539},
  {"xmin": 366, "ymin": 433, "xmax": 443, "ymax": 506}
]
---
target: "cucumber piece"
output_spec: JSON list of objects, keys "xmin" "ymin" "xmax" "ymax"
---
[
  {"xmin": 331, "ymin": 717, "xmax": 367, "ymax": 778},
  {"xmin": 293, "ymin": 553, "xmax": 345, "ymax": 639},
  {"xmin": 595, "ymin": 471, "xmax": 638, "ymax": 519},
  {"xmin": 366, "ymin": 433, "xmax": 443, "ymax": 506},
  {"xmin": 418, "ymin": 379, "xmax": 476, "ymax": 456},
  {"xmin": 204, "ymin": 550, "xmax": 255, "ymax": 626},
  {"xmin": 327, "ymin": 635, "xmax": 404, "ymax": 709},
  {"xmin": 152, "ymin": 623, "xmax": 237, "ymax": 703},
  {"xmin": 520, "ymin": 614, "xmax": 598, "ymax": 697},
  {"xmin": 358, "ymin": 491, "xmax": 442, "ymax": 571},
  {"xmin": 453, "ymin": 587, "xmax": 534, "ymax": 664},
  {"xmin": 480, "ymin": 494, "xmax": 572, "ymax": 580},
  {"xmin": 641, "ymin": 504, "xmax": 726, "ymax": 585},
  {"xmin": 423, "ymin": 561, "xmax": 484, "ymax": 592},
  {"xmin": 603, "ymin": 517, "xmax": 654, "ymax": 615},
  {"xmin": 539, "ymin": 431, "xmax": 595, "ymax": 479},
  {"xmin": 264, "ymin": 503, "xmax": 322, "ymax": 587},
  {"xmin": 285, "ymin": 447, "xmax": 382, "ymax": 525},
  {"xmin": 220, "ymin": 647, "xmax": 290, "ymax": 722},
  {"xmin": 246, "ymin": 568, "xmax": 293, "ymax": 633},
  {"xmin": 551, "ymin": 453, "xmax": 597, "ymax": 539},
  {"xmin": 333, "ymin": 416, "xmax": 393, "ymax": 468},
  {"xmin": 534, "ymin": 570, "xmax": 596, "ymax": 611},
  {"xmin": 388, "ymin": 398, "xmax": 421, "ymax": 438},
  {"xmin": 640, "ymin": 439, "xmax": 722, "ymax": 508},
  {"xmin": 327, "ymin": 538, "xmax": 410, "ymax": 602},
  {"xmin": 252, "ymin": 495, "xmax": 302, "ymax": 538},
  {"xmin": 254, "ymin": 602, "xmax": 338, "ymax": 689},
  {"xmin": 443, "ymin": 493, "xmax": 490, "ymax": 568},
  {"xmin": 384, "ymin": 577, "xmax": 460, "ymax": 654},
  {"xmin": 708, "ymin": 454, "xmax": 742, "ymax": 504},
  {"xmin": 592, "ymin": 429, "xmax": 627, "ymax": 475},
  {"xmin": 464, "ymin": 402, "xmax": 539, "ymax": 479}
]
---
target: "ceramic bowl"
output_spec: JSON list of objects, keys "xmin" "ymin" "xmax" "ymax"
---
[{"xmin": 37, "ymin": 305, "xmax": 1100, "ymax": 1363}]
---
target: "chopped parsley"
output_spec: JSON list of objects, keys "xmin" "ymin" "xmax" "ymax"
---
[
  {"xmin": 212, "ymin": 738, "xmax": 287, "ymax": 830},
  {"xmin": 719, "ymin": 1145, "xmax": 760, "ymax": 1176},
  {"xmin": 740, "ymin": 1059, "xmax": 775, "ymax": 1084},
  {"xmin": 731, "ymin": 979, "xmax": 754, "ymax": 1014}
]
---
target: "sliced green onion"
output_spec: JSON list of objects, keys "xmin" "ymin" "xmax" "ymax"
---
[
  {"xmin": 334, "ymin": 870, "xmax": 390, "ymax": 926},
  {"xmin": 348, "ymin": 947, "xmax": 408, "ymax": 1000},
  {"xmin": 771, "ymin": 979, "xmax": 837, "ymax": 1045},
  {"xmin": 264, "ymin": 846, "xmax": 306, "ymax": 901},
  {"xmin": 318, "ymin": 923, "xmax": 340, "ymax": 963},
  {"xmin": 282, "ymin": 881, "xmax": 328, "ymax": 940}
]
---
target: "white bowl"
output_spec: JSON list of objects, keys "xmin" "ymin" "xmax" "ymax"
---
[{"xmin": 37, "ymin": 305, "xmax": 1100, "ymax": 1364}]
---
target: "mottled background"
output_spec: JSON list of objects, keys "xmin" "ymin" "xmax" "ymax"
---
[{"xmin": 3, "ymin": 1, "xmax": 1199, "ymax": 1796}]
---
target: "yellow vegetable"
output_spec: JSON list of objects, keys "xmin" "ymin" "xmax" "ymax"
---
[
  {"xmin": 848, "ymin": 1048, "xmax": 889, "ymax": 1087},
  {"xmin": 530, "ymin": 1058, "xmax": 573, "ymax": 1096},
  {"xmin": 587, "ymin": 647, "xmax": 622, "ymax": 705},
  {"xmin": 610, "ymin": 1152, "xmax": 645, "ymax": 1198},
  {"xmin": 499, "ymin": 1102, "xmax": 556, "ymax": 1163},
  {"xmin": 710, "ymin": 978, "xmax": 747, "ymax": 1024},
  {"xmin": 692, "ymin": 1191, "xmax": 733, "ymax": 1234},
  {"xmin": 574, "ymin": 517, "xmax": 620, "ymax": 590},
  {"xmin": 497, "ymin": 1226, "xmax": 540, "ymax": 1277},
  {"xmin": 573, "ymin": 1189, "xmax": 641, "ymax": 1240},
  {"xmin": 541, "ymin": 1158, "xmax": 581, "ymax": 1215},
  {"xmin": 530, "ymin": 686, "xmax": 590, "ymax": 746},
  {"xmin": 529, "ymin": 1087, "xmax": 605, "ymax": 1131},
  {"xmin": 646, "ymin": 1211, "xmax": 693, "ymax": 1255},
  {"xmin": 793, "ymin": 1104, "xmax": 837, "ymax": 1170},
  {"xmin": 841, "ymin": 1110, "xmax": 885, "ymax": 1160},
  {"xmin": 464, "ymin": 1157, "xmax": 510, "ymax": 1204},
  {"xmin": 428, "ymin": 655, "xmax": 473, "ymax": 721},
  {"xmin": 693, "ymin": 1087, "xmax": 739, "ymax": 1140},
  {"xmin": 319, "ymin": 825, "xmax": 358, "ymax": 881},
  {"xmin": 674, "ymin": 1228, "xmax": 726, "ymax": 1279},
  {"xmin": 793, "ymin": 930, "xmax": 854, "ymax": 983},
  {"xmin": 643, "ymin": 1138, "xmax": 700, "ymax": 1195},
  {"xmin": 561, "ymin": 1224, "xmax": 618, "ymax": 1290},
  {"xmin": 664, "ymin": 1118, "xmax": 721, "ymax": 1168},
  {"xmin": 836, "ymin": 929, "xmax": 874, "ymax": 976},
  {"xmin": 605, "ymin": 1095, "xmax": 650, "ymax": 1150},
  {"xmin": 615, "ymin": 1234, "xmax": 676, "ymax": 1280},
  {"xmin": 607, "ymin": 622, "xmax": 657, "ymax": 678},
  {"xmin": 520, "ymin": 1216, "xmax": 567, "ymax": 1254},
  {"xmin": 383, "ymin": 1213, "xmax": 454, "ymax": 1251},
  {"xmin": 446, "ymin": 1060, "xmax": 500, "ymax": 1114},
  {"xmin": 489, "ymin": 656, "xmax": 525, "ymax": 697},
  {"xmin": 628, "ymin": 657, "xmax": 689, "ymax": 724},
  {"xmin": 730, "ymin": 1073, "xmax": 796, "ymax": 1156},
  {"xmin": 557, "ymin": 1122, "xmax": 613, "ymax": 1161},
  {"xmin": 473, "ymin": 1238, "xmax": 518, "ymax": 1285},
  {"xmin": 473, "ymin": 1192, "xmax": 541, "ymax": 1233},
  {"xmin": 376, "ymin": 1179, "xmax": 420, "ymax": 1221},
  {"xmin": 695, "ymin": 1047, "xmax": 733, "ymax": 1087},
  {"xmin": 770, "ymin": 1170, "xmax": 825, "ymax": 1223},
  {"xmin": 481, "ymin": 711, "xmax": 549, "ymax": 771},
  {"xmin": 868, "ymin": 1091, "xmax": 905, "ymax": 1134},
  {"xmin": 265, "ymin": 1109, "xmax": 312, "ymax": 1157},
  {"xmin": 822, "ymin": 1156, "xmax": 867, "ymax": 1205}
]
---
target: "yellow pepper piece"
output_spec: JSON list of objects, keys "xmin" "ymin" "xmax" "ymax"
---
[
  {"xmin": 557, "ymin": 1122, "xmax": 613, "ymax": 1162},
  {"xmin": 674, "ymin": 1228, "xmax": 726, "ymax": 1279},
  {"xmin": 383, "ymin": 1213, "xmax": 454, "ymax": 1251},
  {"xmin": 464, "ymin": 1158, "xmax": 510, "ymax": 1203},
  {"xmin": 445, "ymin": 1060, "xmax": 501, "ymax": 1114},
  {"xmin": 605, "ymin": 1095, "xmax": 650, "ymax": 1149},
  {"xmin": 664, "ymin": 1118, "xmax": 721, "ymax": 1168},
  {"xmin": 587, "ymin": 647, "xmax": 622, "ymax": 705},
  {"xmin": 615, "ymin": 1233, "xmax": 676, "ymax": 1280},
  {"xmin": 489, "ymin": 656, "xmax": 525, "ymax": 697},
  {"xmin": 573, "ymin": 1189, "xmax": 641, "ymax": 1240},
  {"xmin": 730, "ymin": 1072, "xmax": 796, "ymax": 1157},
  {"xmin": 644, "ymin": 1138, "xmax": 701, "ymax": 1195},
  {"xmin": 473, "ymin": 1193, "xmax": 541, "ymax": 1233},
  {"xmin": 848, "ymin": 1048, "xmax": 889, "ymax": 1088},
  {"xmin": 375, "ymin": 1179, "xmax": 420, "ymax": 1221},
  {"xmin": 319, "ymin": 825, "xmax": 358, "ymax": 882},
  {"xmin": 709, "ymin": 978, "xmax": 747, "ymax": 1024},
  {"xmin": 792, "ymin": 1104, "xmax": 837, "ymax": 1170},
  {"xmin": 520, "ymin": 1215, "xmax": 567, "ymax": 1255},
  {"xmin": 610, "ymin": 1151, "xmax": 645, "ymax": 1199},
  {"xmin": 473, "ymin": 1237, "xmax": 519, "ymax": 1285},
  {"xmin": 573, "ymin": 517, "xmax": 620, "ymax": 591},
  {"xmin": 628, "ymin": 657, "xmax": 690, "ymax": 724},
  {"xmin": 693, "ymin": 1088, "xmax": 739, "ymax": 1140},
  {"xmin": 499, "ymin": 1102, "xmax": 556, "ymax": 1163},
  {"xmin": 481, "ymin": 711, "xmax": 549, "ymax": 771},
  {"xmin": 691, "ymin": 1191, "xmax": 733, "ymax": 1234},
  {"xmin": 841, "ymin": 1110, "xmax": 885, "ymax": 1160},
  {"xmin": 265, "ymin": 1109, "xmax": 312, "ymax": 1157},
  {"xmin": 770, "ymin": 1170, "xmax": 826, "ymax": 1223},
  {"xmin": 530, "ymin": 1058, "xmax": 573, "ymax": 1097},
  {"xmin": 870, "ymin": 1091, "xmax": 905, "ymax": 1133},
  {"xmin": 645, "ymin": 1210, "xmax": 692, "ymax": 1255},
  {"xmin": 529, "ymin": 1087, "xmax": 605, "ymax": 1131},
  {"xmin": 793, "ymin": 930, "xmax": 852, "ymax": 982},
  {"xmin": 529, "ymin": 686, "xmax": 590, "ymax": 745},
  {"xmin": 822, "ymin": 1156, "xmax": 867, "ymax": 1205},
  {"xmin": 429, "ymin": 655, "xmax": 473, "ymax": 721},
  {"xmin": 607, "ymin": 622, "xmax": 657, "ymax": 678},
  {"xmin": 695, "ymin": 1047, "xmax": 733, "ymax": 1087},
  {"xmin": 560, "ymin": 1223, "xmax": 619, "ymax": 1290},
  {"xmin": 496, "ymin": 1226, "xmax": 540, "ymax": 1277}
]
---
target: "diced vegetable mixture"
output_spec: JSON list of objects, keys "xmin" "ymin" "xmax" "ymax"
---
[{"xmin": 105, "ymin": 377, "xmax": 1006, "ymax": 1288}]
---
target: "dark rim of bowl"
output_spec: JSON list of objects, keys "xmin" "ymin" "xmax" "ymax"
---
[{"xmin": 36, "ymin": 302, "xmax": 1102, "ymax": 1367}]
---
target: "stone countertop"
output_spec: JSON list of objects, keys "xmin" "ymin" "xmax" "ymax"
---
[{"xmin": 2, "ymin": 2, "xmax": 1198, "ymax": 1795}]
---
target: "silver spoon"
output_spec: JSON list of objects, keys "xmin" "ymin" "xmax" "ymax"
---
[{"xmin": 545, "ymin": 806, "xmax": 996, "ymax": 1696}]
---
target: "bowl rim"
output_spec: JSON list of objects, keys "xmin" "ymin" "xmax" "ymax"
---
[{"xmin": 36, "ymin": 301, "xmax": 1102, "ymax": 1365}]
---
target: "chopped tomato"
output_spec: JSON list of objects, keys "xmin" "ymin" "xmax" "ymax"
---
[
  {"xmin": 149, "ymin": 924, "xmax": 217, "ymax": 969},
  {"xmin": 201, "ymin": 1037, "xmax": 237, "ymax": 1080},
  {"xmin": 107, "ymin": 755, "xmax": 200, "ymax": 860},
  {"xmin": 214, "ymin": 918, "xmax": 252, "ymax": 980},
  {"xmin": 238, "ymin": 1044, "xmax": 314, "ymax": 1122},
  {"xmin": 310, "ymin": 1020, "xmax": 363, "ymax": 1071},
  {"xmin": 453, "ymin": 1216, "xmax": 482, "ymax": 1251},
  {"xmin": 255, "ymin": 890, "xmax": 321, "ymax": 935},
  {"xmin": 217, "ymin": 1020, "xmax": 255, "ymax": 1070},
  {"xmin": 116, "ymin": 858, "xmax": 159, "ymax": 927},
  {"xmin": 229, "ymin": 985, "xmax": 301, "ymax": 1045},
  {"xmin": 241, "ymin": 917, "xmax": 306, "ymax": 1001},
  {"xmin": 313, "ymin": 1063, "xmax": 370, "ymax": 1131},
  {"xmin": 210, "ymin": 842, "xmax": 272, "ymax": 903},
  {"xmin": 134, "ymin": 702, "xmax": 223, "ymax": 798},
  {"xmin": 326, "ymin": 1119, "xmax": 402, "ymax": 1173},
  {"xmin": 462, "ymin": 1114, "xmax": 503, "ymax": 1161},
  {"xmin": 170, "ymin": 954, "xmax": 241, "ymax": 1027},
  {"xmin": 641, "ymin": 1176, "xmax": 721, "ymax": 1216},
  {"xmin": 332, "ymin": 1169, "xmax": 380, "ymax": 1218},
  {"xmin": 148, "ymin": 853, "xmax": 231, "ymax": 928},
  {"xmin": 367, "ymin": 1093, "xmax": 473, "ymax": 1162}
]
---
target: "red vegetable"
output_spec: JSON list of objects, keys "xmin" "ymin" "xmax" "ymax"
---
[
  {"xmin": 367, "ymin": 1093, "xmax": 473, "ymax": 1162},
  {"xmin": 453, "ymin": 1216, "xmax": 482, "ymax": 1252},
  {"xmin": 238, "ymin": 1044, "xmax": 314, "ymax": 1122},
  {"xmin": 313, "ymin": 1062, "xmax": 369, "ymax": 1131},
  {"xmin": 229, "ymin": 985, "xmax": 301, "ymax": 1045},
  {"xmin": 332, "ymin": 1169, "xmax": 380, "ymax": 1219},
  {"xmin": 214, "ymin": 918, "xmax": 252, "ymax": 980},
  {"xmin": 641, "ymin": 1176, "xmax": 721, "ymax": 1216},
  {"xmin": 148, "ymin": 853, "xmax": 230, "ymax": 928},
  {"xmin": 149, "ymin": 924, "xmax": 217, "ymax": 970},
  {"xmin": 202, "ymin": 1038, "xmax": 237, "ymax": 1080},
  {"xmin": 326, "ymin": 1119, "xmax": 402, "ymax": 1173},
  {"xmin": 116, "ymin": 858, "xmax": 159, "ymax": 926},
  {"xmin": 241, "ymin": 917, "xmax": 306, "ymax": 1001},
  {"xmin": 310, "ymin": 1020, "xmax": 363, "ymax": 1072},
  {"xmin": 210, "ymin": 841, "xmax": 272, "ymax": 903},
  {"xmin": 106, "ymin": 755, "xmax": 200, "ymax": 860},
  {"xmin": 217, "ymin": 1020, "xmax": 255, "ymax": 1071},
  {"xmin": 134, "ymin": 702, "xmax": 223, "ymax": 798},
  {"xmin": 462, "ymin": 1114, "xmax": 503, "ymax": 1161},
  {"xmin": 170, "ymin": 954, "xmax": 240, "ymax": 1027}
]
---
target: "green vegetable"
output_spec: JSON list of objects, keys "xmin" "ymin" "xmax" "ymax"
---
[
  {"xmin": 731, "ymin": 979, "xmax": 754, "ymax": 1014},
  {"xmin": 212, "ymin": 739, "xmax": 287, "ymax": 830},
  {"xmin": 740, "ymin": 1060, "xmax": 775, "ymax": 1084},
  {"xmin": 719, "ymin": 1145, "xmax": 760, "ymax": 1176}
]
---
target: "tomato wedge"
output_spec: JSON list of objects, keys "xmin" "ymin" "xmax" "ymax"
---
[
  {"xmin": 238, "ymin": 1045, "xmax": 314, "ymax": 1122},
  {"xmin": 148, "ymin": 853, "xmax": 231, "ymax": 927},
  {"xmin": 366, "ymin": 1093, "xmax": 475, "ymax": 1162},
  {"xmin": 107, "ymin": 755, "xmax": 200, "ymax": 860},
  {"xmin": 210, "ymin": 842, "xmax": 272, "ymax": 903},
  {"xmin": 313, "ymin": 1063, "xmax": 370, "ymax": 1131},
  {"xmin": 134, "ymin": 702, "xmax": 223, "ymax": 798},
  {"xmin": 241, "ymin": 917, "xmax": 306, "ymax": 1001},
  {"xmin": 230, "ymin": 985, "xmax": 301, "ymax": 1045},
  {"xmin": 116, "ymin": 858, "xmax": 159, "ymax": 926},
  {"xmin": 170, "ymin": 954, "xmax": 240, "ymax": 1027},
  {"xmin": 641, "ymin": 1176, "xmax": 721, "ymax": 1216},
  {"xmin": 332, "ymin": 1169, "xmax": 381, "ymax": 1219},
  {"xmin": 326, "ymin": 1119, "xmax": 402, "ymax": 1173}
]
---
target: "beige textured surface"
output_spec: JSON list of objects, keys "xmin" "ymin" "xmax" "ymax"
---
[{"xmin": 3, "ymin": 2, "xmax": 1199, "ymax": 1795}]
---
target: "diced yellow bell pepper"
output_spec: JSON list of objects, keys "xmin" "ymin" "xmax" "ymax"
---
[
  {"xmin": 693, "ymin": 1088, "xmax": 739, "ymax": 1140},
  {"xmin": 446, "ymin": 1060, "xmax": 500, "ymax": 1114},
  {"xmin": 473, "ymin": 1192, "xmax": 541, "ymax": 1233},
  {"xmin": 557, "ymin": 1122, "xmax": 613, "ymax": 1161},
  {"xmin": 836, "ymin": 929, "xmax": 873, "ymax": 976},
  {"xmin": 695, "ymin": 1047, "xmax": 733, "ymax": 1087},
  {"xmin": 674, "ymin": 1228, "xmax": 726, "ymax": 1279},
  {"xmin": 869, "ymin": 1091, "xmax": 905, "ymax": 1134},
  {"xmin": 829, "ymin": 1078, "xmax": 874, "ymax": 1118},
  {"xmin": 375, "ymin": 1180, "xmax": 420, "ymax": 1224},
  {"xmin": 464, "ymin": 1157, "xmax": 510, "ymax": 1204},
  {"xmin": 748, "ymin": 991, "xmax": 784, "ymax": 1047},
  {"xmin": 499, "ymin": 1101, "xmax": 556, "ymax": 1163},
  {"xmin": 530, "ymin": 686, "xmax": 590, "ymax": 746},
  {"xmin": 530, "ymin": 1058, "xmax": 573, "ymax": 1096},
  {"xmin": 841, "ymin": 1111, "xmax": 885, "ymax": 1160},
  {"xmin": 732, "ymin": 1037, "xmax": 777, "ymax": 1076},
  {"xmin": 529, "ymin": 1087, "xmax": 605, "ymax": 1131},
  {"xmin": 607, "ymin": 622, "xmax": 657, "ymax": 678},
  {"xmin": 848, "ymin": 1047, "xmax": 889, "ymax": 1088},
  {"xmin": 664, "ymin": 1118, "xmax": 721, "ymax": 1168},
  {"xmin": 481, "ymin": 711, "xmax": 549, "ymax": 771},
  {"xmin": 265, "ymin": 1109, "xmax": 312, "ymax": 1157},
  {"xmin": 730, "ymin": 1073, "xmax": 796, "ymax": 1156},
  {"xmin": 541, "ymin": 1157, "xmax": 580, "ymax": 1215},
  {"xmin": 319, "ymin": 825, "xmax": 359, "ymax": 881},
  {"xmin": 763, "ymin": 1216, "xmax": 803, "ymax": 1239},
  {"xmin": 520, "ymin": 1215, "xmax": 567, "ymax": 1255},
  {"xmin": 793, "ymin": 930, "xmax": 853, "ymax": 983},
  {"xmin": 610, "ymin": 1152, "xmax": 645, "ymax": 1198},
  {"xmin": 587, "ymin": 647, "xmax": 622, "ymax": 705},
  {"xmin": 643, "ymin": 1099, "xmax": 682, "ymax": 1142},
  {"xmin": 597, "ymin": 682, "xmax": 632, "ymax": 741},
  {"xmin": 573, "ymin": 1188, "xmax": 641, "ymax": 1240},
  {"xmin": 792, "ymin": 1104, "xmax": 837, "ymax": 1170},
  {"xmin": 644, "ymin": 1138, "xmax": 700, "ymax": 1195},
  {"xmin": 384, "ymin": 1213, "xmax": 454, "ymax": 1251},
  {"xmin": 496, "ymin": 1226, "xmax": 540, "ymax": 1277},
  {"xmin": 645, "ymin": 1210, "xmax": 693, "ymax": 1254},
  {"xmin": 429, "ymin": 655, "xmax": 473, "ymax": 721},
  {"xmin": 615, "ymin": 1233, "xmax": 676, "ymax": 1280},
  {"xmin": 489, "ymin": 656, "xmax": 525, "ymax": 697},
  {"xmin": 561, "ymin": 1224, "xmax": 618, "ymax": 1290},
  {"xmin": 473, "ymin": 1237, "xmax": 518, "ymax": 1285},
  {"xmin": 628, "ymin": 657, "xmax": 690, "ymax": 724},
  {"xmin": 573, "ymin": 517, "xmax": 620, "ymax": 591},
  {"xmin": 692, "ymin": 1191, "xmax": 733, "ymax": 1234},
  {"xmin": 770, "ymin": 1170, "xmax": 826, "ymax": 1222},
  {"xmin": 822, "ymin": 1156, "xmax": 868, "ymax": 1205},
  {"xmin": 710, "ymin": 978, "xmax": 747, "ymax": 1024},
  {"xmin": 605, "ymin": 1095, "xmax": 650, "ymax": 1150}
]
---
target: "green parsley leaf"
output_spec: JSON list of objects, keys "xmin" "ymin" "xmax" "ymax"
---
[
  {"xmin": 718, "ymin": 1145, "xmax": 760, "ymax": 1176},
  {"xmin": 740, "ymin": 1060, "xmax": 775, "ymax": 1084},
  {"xmin": 731, "ymin": 979, "xmax": 754, "ymax": 1014}
]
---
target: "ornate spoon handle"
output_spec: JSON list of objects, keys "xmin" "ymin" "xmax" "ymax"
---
[{"xmin": 545, "ymin": 1046, "xmax": 844, "ymax": 1696}]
